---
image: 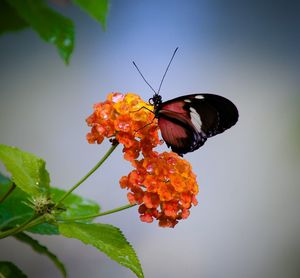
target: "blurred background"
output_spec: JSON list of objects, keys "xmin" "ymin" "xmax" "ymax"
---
[{"xmin": 0, "ymin": 0, "xmax": 300, "ymax": 277}]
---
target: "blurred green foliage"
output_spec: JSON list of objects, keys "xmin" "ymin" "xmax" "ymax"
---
[
  {"xmin": 0, "ymin": 0, "xmax": 110, "ymax": 63},
  {"xmin": 0, "ymin": 262, "xmax": 27, "ymax": 278}
]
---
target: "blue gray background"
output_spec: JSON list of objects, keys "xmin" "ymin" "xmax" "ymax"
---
[{"xmin": 0, "ymin": 1, "xmax": 300, "ymax": 277}]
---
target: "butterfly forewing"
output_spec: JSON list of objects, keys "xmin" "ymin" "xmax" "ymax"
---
[{"xmin": 190, "ymin": 94, "xmax": 239, "ymax": 135}]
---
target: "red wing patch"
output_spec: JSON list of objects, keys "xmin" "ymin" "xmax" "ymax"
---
[
  {"xmin": 158, "ymin": 117, "xmax": 192, "ymax": 149},
  {"xmin": 161, "ymin": 101, "xmax": 187, "ymax": 114}
]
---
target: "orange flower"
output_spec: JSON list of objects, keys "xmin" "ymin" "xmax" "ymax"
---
[
  {"xmin": 86, "ymin": 93, "xmax": 161, "ymax": 161},
  {"xmin": 119, "ymin": 152, "xmax": 199, "ymax": 227}
]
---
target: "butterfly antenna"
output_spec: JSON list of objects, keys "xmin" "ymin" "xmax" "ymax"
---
[
  {"xmin": 132, "ymin": 61, "xmax": 157, "ymax": 95},
  {"xmin": 157, "ymin": 47, "xmax": 178, "ymax": 94}
]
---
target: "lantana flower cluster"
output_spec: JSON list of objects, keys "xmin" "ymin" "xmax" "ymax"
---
[
  {"xmin": 86, "ymin": 93, "xmax": 160, "ymax": 162},
  {"xmin": 86, "ymin": 93, "xmax": 199, "ymax": 227},
  {"xmin": 120, "ymin": 152, "xmax": 198, "ymax": 227}
]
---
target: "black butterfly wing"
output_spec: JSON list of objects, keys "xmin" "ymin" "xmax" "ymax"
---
[
  {"xmin": 184, "ymin": 94, "xmax": 239, "ymax": 137},
  {"xmin": 156, "ymin": 94, "xmax": 238, "ymax": 155}
]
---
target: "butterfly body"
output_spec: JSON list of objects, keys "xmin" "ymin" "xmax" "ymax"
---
[{"xmin": 151, "ymin": 93, "xmax": 239, "ymax": 156}]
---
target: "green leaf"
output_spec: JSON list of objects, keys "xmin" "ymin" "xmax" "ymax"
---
[
  {"xmin": 0, "ymin": 144, "xmax": 50, "ymax": 196},
  {"xmin": 6, "ymin": 0, "xmax": 74, "ymax": 63},
  {"xmin": 0, "ymin": 178, "xmax": 100, "ymax": 235},
  {"xmin": 72, "ymin": 0, "xmax": 110, "ymax": 30},
  {"xmin": 14, "ymin": 232, "xmax": 66, "ymax": 278},
  {"xmin": 0, "ymin": 261, "xmax": 27, "ymax": 278},
  {"xmin": 59, "ymin": 223, "xmax": 144, "ymax": 278},
  {"xmin": 0, "ymin": 0, "xmax": 29, "ymax": 35},
  {"xmin": 0, "ymin": 175, "xmax": 32, "ymax": 229},
  {"xmin": 27, "ymin": 222, "xmax": 59, "ymax": 235}
]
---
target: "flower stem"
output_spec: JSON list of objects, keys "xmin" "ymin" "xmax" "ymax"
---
[
  {"xmin": 56, "ymin": 143, "xmax": 119, "ymax": 207},
  {"xmin": 0, "ymin": 183, "xmax": 16, "ymax": 204},
  {"xmin": 0, "ymin": 215, "xmax": 44, "ymax": 239},
  {"xmin": 58, "ymin": 203, "xmax": 136, "ymax": 222}
]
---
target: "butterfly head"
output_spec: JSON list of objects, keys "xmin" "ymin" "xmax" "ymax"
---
[{"xmin": 149, "ymin": 93, "xmax": 162, "ymax": 110}]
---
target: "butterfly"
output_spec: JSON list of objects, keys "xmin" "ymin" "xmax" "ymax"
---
[
  {"xmin": 133, "ymin": 48, "xmax": 239, "ymax": 156},
  {"xmin": 150, "ymin": 92, "xmax": 238, "ymax": 156}
]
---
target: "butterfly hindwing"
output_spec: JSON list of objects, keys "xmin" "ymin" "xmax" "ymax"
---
[{"xmin": 157, "ymin": 109, "xmax": 207, "ymax": 155}]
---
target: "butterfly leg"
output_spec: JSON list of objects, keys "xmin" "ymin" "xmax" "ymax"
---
[
  {"xmin": 129, "ymin": 106, "xmax": 154, "ymax": 114},
  {"xmin": 133, "ymin": 116, "xmax": 156, "ymax": 134}
]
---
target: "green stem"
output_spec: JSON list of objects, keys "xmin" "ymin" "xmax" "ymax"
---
[
  {"xmin": 0, "ymin": 215, "xmax": 43, "ymax": 239},
  {"xmin": 0, "ymin": 183, "xmax": 16, "ymax": 204},
  {"xmin": 56, "ymin": 143, "xmax": 119, "ymax": 207},
  {"xmin": 58, "ymin": 203, "xmax": 136, "ymax": 222}
]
